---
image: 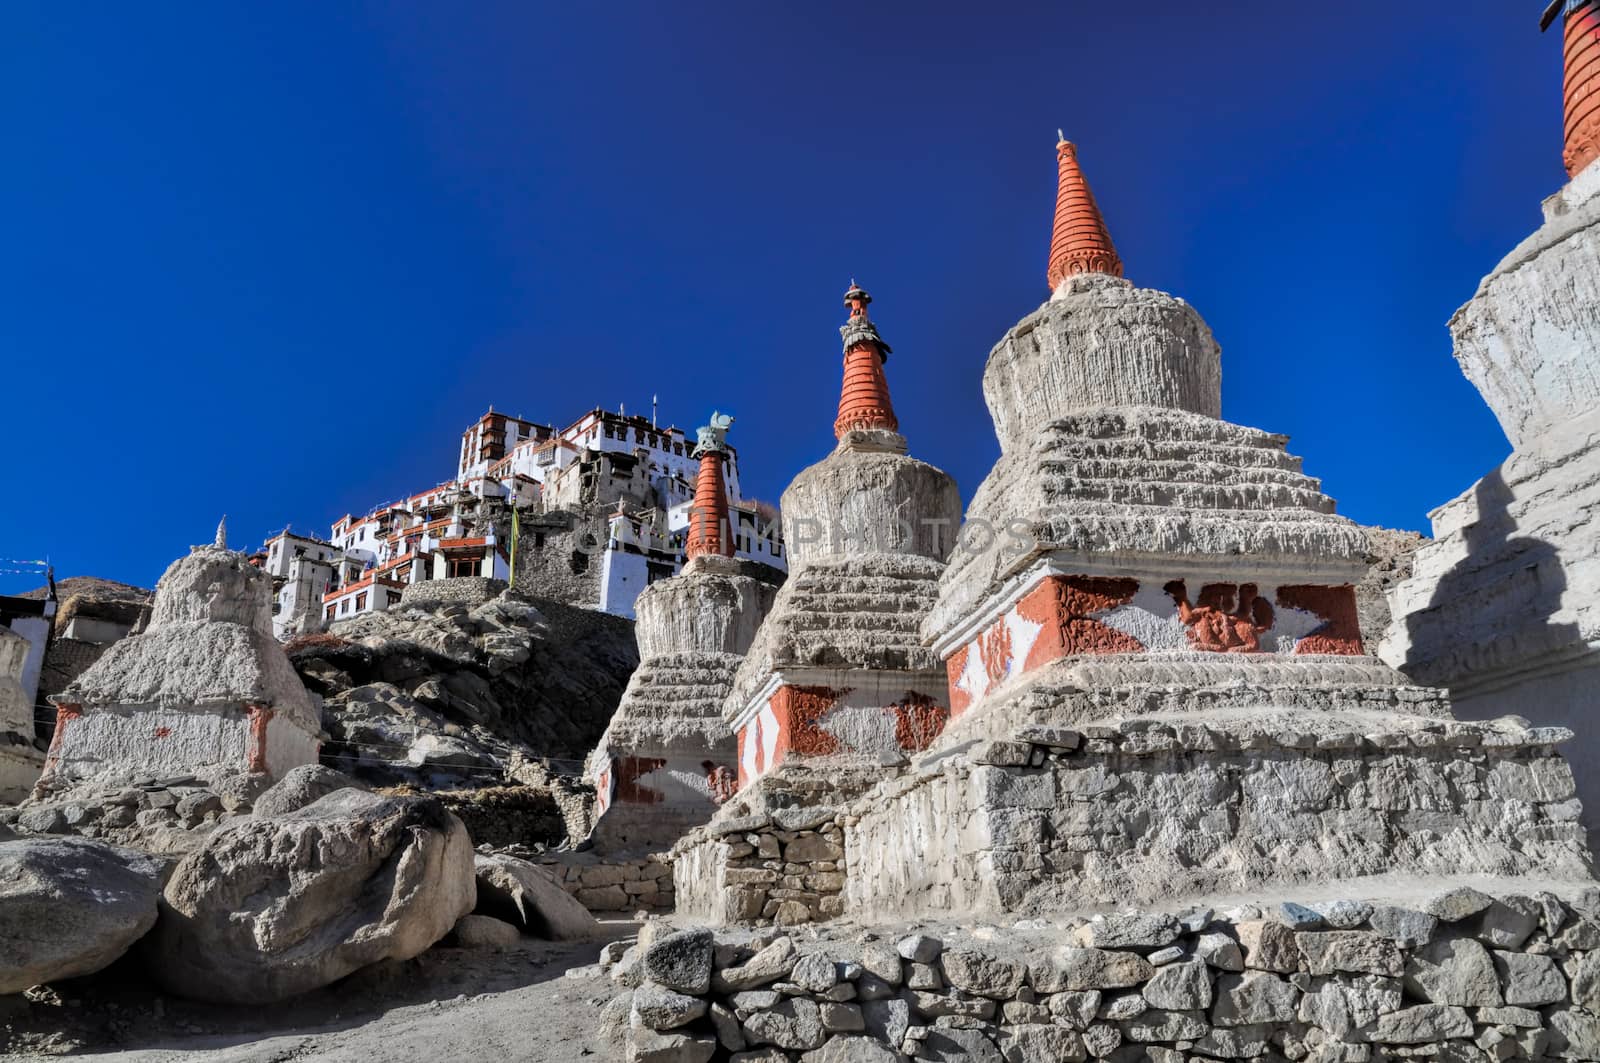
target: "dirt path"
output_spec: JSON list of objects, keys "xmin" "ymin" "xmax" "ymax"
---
[{"xmin": 2, "ymin": 928, "xmax": 633, "ymax": 1062}]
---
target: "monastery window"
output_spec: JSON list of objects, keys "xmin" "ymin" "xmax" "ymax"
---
[
  {"xmin": 569, "ymin": 550, "xmax": 589, "ymax": 575},
  {"xmin": 326, "ymin": 605, "xmax": 335, "ymax": 620},
  {"xmin": 356, "ymin": 592, "xmax": 368, "ymax": 611}
]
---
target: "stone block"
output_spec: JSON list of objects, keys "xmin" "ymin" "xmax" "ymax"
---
[
  {"xmin": 1493, "ymin": 950, "xmax": 1566, "ymax": 1006},
  {"xmin": 1211, "ymin": 971, "xmax": 1299, "ymax": 1026},
  {"xmin": 1403, "ymin": 936, "xmax": 1503, "ymax": 1007},
  {"xmin": 1032, "ymin": 948, "xmax": 1152, "ymax": 992},
  {"xmin": 1295, "ymin": 931, "xmax": 1403, "ymax": 977},
  {"xmin": 740, "ymin": 998, "xmax": 826, "ymax": 1051},
  {"xmin": 997, "ymin": 1023, "xmax": 1086, "ymax": 1063},
  {"xmin": 1140, "ymin": 961, "xmax": 1212, "ymax": 1010},
  {"xmin": 941, "ymin": 947, "xmax": 1026, "ymax": 999},
  {"xmin": 1234, "ymin": 920, "xmax": 1301, "ymax": 973},
  {"xmin": 1368, "ymin": 1004, "xmax": 1473, "ymax": 1044}
]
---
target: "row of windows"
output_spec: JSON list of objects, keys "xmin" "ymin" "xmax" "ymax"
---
[
  {"xmin": 599, "ymin": 423, "xmax": 690, "ymax": 455},
  {"xmin": 324, "ymin": 588, "xmax": 404, "ymax": 620}
]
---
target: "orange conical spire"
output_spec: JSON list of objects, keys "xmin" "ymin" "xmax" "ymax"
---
[
  {"xmin": 685, "ymin": 412, "xmax": 735, "ymax": 561},
  {"xmin": 833, "ymin": 283, "xmax": 899, "ymax": 439},
  {"xmin": 1046, "ymin": 134, "xmax": 1123, "ymax": 289},
  {"xmin": 1560, "ymin": 1, "xmax": 1600, "ymax": 177}
]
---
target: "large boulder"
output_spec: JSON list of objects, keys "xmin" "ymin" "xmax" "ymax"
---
[
  {"xmin": 0, "ymin": 838, "xmax": 163, "ymax": 994},
  {"xmin": 473, "ymin": 852, "xmax": 600, "ymax": 940},
  {"xmin": 251, "ymin": 764, "xmax": 367, "ymax": 818},
  {"xmin": 149, "ymin": 788, "xmax": 475, "ymax": 1003}
]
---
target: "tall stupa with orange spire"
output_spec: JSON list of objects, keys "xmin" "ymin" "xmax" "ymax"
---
[
  {"xmin": 670, "ymin": 285, "xmax": 961, "ymax": 927},
  {"xmin": 834, "ymin": 136, "xmax": 1510, "ymax": 922},
  {"xmin": 582, "ymin": 411, "xmax": 781, "ymax": 854}
]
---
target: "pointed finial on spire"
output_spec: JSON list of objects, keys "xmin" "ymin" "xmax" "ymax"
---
[
  {"xmin": 1057, "ymin": 128, "xmax": 1065, "ymax": 144},
  {"xmin": 1046, "ymin": 137, "xmax": 1123, "ymax": 289},
  {"xmin": 834, "ymin": 284, "xmax": 899, "ymax": 439},
  {"xmin": 215, "ymin": 516, "xmax": 228, "ymax": 549}
]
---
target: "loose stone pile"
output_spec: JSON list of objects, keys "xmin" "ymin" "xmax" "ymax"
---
[
  {"xmin": 610, "ymin": 884, "xmax": 1600, "ymax": 1063},
  {"xmin": 0, "ymin": 769, "xmax": 266, "ymax": 854}
]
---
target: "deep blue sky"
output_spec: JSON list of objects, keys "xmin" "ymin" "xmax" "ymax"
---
[{"xmin": 0, "ymin": 2, "xmax": 1568, "ymax": 594}]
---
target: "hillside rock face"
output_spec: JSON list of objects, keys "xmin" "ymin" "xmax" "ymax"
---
[
  {"xmin": 290, "ymin": 590, "xmax": 638, "ymax": 789},
  {"xmin": 1357, "ymin": 526, "xmax": 1426, "ymax": 648}
]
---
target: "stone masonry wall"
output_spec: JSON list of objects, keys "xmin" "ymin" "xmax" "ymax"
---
[
  {"xmin": 674, "ymin": 809, "xmax": 846, "ymax": 927},
  {"xmin": 398, "ymin": 577, "xmax": 507, "ymax": 612},
  {"xmin": 534, "ymin": 850, "xmax": 675, "ymax": 912},
  {"xmin": 607, "ymin": 885, "xmax": 1600, "ymax": 1062},
  {"xmin": 511, "ymin": 510, "xmax": 607, "ymax": 608},
  {"xmin": 848, "ymin": 718, "xmax": 1591, "ymax": 921}
]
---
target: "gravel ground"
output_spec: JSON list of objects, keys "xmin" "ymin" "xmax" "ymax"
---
[{"xmin": 1, "ymin": 922, "xmax": 635, "ymax": 1062}]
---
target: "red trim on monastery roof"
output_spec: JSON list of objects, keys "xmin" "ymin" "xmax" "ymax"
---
[{"xmin": 323, "ymin": 574, "xmax": 406, "ymax": 602}]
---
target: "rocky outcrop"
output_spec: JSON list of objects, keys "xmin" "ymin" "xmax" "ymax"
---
[
  {"xmin": 291, "ymin": 590, "xmax": 637, "ymax": 790},
  {"xmin": 150, "ymin": 788, "xmax": 475, "ymax": 1003},
  {"xmin": 251, "ymin": 764, "xmax": 367, "ymax": 817},
  {"xmin": 473, "ymin": 851, "xmax": 600, "ymax": 939},
  {"xmin": 1357, "ymin": 526, "xmax": 1425, "ymax": 650},
  {"xmin": 0, "ymin": 837, "xmax": 163, "ymax": 994}
]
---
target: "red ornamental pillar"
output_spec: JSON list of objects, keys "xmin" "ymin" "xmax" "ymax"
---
[
  {"xmin": 36, "ymin": 702, "xmax": 83, "ymax": 790},
  {"xmin": 1046, "ymin": 136, "xmax": 1123, "ymax": 289},
  {"xmin": 1564, "ymin": 1, "xmax": 1600, "ymax": 177},
  {"xmin": 833, "ymin": 284, "xmax": 899, "ymax": 439},
  {"xmin": 685, "ymin": 450, "xmax": 733, "ymax": 560}
]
